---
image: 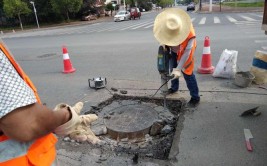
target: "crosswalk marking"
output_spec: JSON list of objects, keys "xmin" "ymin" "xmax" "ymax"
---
[
  {"xmin": 249, "ymin": 34, "xmax": 267, "ymax": 38},
  {"xmin": 234, "ymin": 19, "xmax": 261, "ymax": 23},
  {"xmin": 226, "ymin": 15, "xmax": 237, "ymax": 22},
  {"xmin": 214, "ymin": 17, "xmax": 220, "ymax": 24},
  {"xmin": 239, "ymin": 15, "xmax": 257, "ymax": 21},
  {"xmin": 255, "ymin": 40, "xmax": 267, "ymax": 43},
  {"xmin": 132, "ymin": 21, "xmax": 154, "ymax": 29},
  {"xmin": 144, "ymin": 24, "xmax": 154, "ymax": 28},
  {"xmin": 245, "ymin": 31, "xmax": 263, "ymax": 34},
  {"xmin": 249, "ymin": 13, "xmax": 263, "ymax": 18},
  {"xmin": 98, "ymin": 24, "xmax": 125, "ymax": 32},
  {"xmin": 120, "ymin": 22, "xmax": 148, "ymax": 30},
  {"xmin": 199, "ymin": 17, "xmax": 206, "ymax": 25},
  {"xmin": 191, "ymin": 18, "xmax": 196, "ymax": 22}
]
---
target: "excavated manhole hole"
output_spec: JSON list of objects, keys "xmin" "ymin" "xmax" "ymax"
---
[
  {"xmin": 84, "ymin": 95, "xmax": 186, "ymax": 160},
  {"xmin": 104, "ymin": 104, "xmax": 158, "ymax": 140}
]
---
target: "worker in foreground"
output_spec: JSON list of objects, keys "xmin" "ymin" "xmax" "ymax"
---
[
  {"xmin": 153, "ymin": 8, "xmax": 200, "ymax": 107},
  {"xmin": 0, "ymin": 39, "xmax": 100, "ymax": 165}
]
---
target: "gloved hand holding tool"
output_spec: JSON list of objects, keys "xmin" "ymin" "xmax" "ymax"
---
[
  {"xmin": 171, "ymin": 68, "xmax": 182, "ymax": 79},
  {"xmin": 54, "ymin": 102, "xmax": 101, "ymax": 144}
]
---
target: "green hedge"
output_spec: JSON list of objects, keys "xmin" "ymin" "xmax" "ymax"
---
[{"xmin": 222, "ymin": 1, "xmax": 264, "ymax": 7}]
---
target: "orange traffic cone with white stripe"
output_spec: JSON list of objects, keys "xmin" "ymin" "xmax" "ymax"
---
[
  {"xmin": 198, "ymin": 36, "xmax": 215, "ymax": 74},
  {"xmin": 62, "ymin": 46, "xmax": 76, "ymax": 74}
]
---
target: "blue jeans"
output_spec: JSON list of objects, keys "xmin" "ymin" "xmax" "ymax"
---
[{"xmin": 169, "ymin": 51, "xmax": 200, "ymax": 100}]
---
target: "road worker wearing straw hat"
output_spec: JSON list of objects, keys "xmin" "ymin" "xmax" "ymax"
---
[
  {"xmin": 153, "ymin": 8, "xmax": 200, "ymax": 107},
  {"xmin": 0, "ymin": 39, "xmax": 100, "ymax": 165}
]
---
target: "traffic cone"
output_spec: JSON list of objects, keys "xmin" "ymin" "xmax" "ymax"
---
[
  {"xmin": 198, "ymin": 36, "xmax": 215, "ymax": 74},
  {"xmin": 62, "ymin": 46, "xmax": 76, "ymax": 74}
]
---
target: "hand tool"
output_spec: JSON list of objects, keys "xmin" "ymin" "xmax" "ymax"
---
[{"xmin": 244, "ymin": 129, "xmax": 253, "ymax": 151}]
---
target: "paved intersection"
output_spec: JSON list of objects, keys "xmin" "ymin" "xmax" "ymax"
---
[{"xmin": 1, "ymin": 12, "xmax": 263, "ymax": 38}]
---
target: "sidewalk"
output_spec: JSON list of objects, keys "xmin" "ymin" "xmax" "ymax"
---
[
  {"xmin": 197, "ymin": 3, "xmax": 264, "ymax": 13},
  {"xmin": 1, "ymin": 15, "xmax": 114, "ymax": 34}
]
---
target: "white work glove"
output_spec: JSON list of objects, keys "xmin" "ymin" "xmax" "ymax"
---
[
  {"xmin": 171, "ymin": 68, "xmax": 182, "ymax": 79},
  {"xmin": 54, "ymin": 102, "xmax": 101, "ymax": 144}
]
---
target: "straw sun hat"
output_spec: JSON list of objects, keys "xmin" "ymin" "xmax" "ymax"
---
[{"xmin": 153, "ymin": 8, "xmax": 192, "ymax": 46}]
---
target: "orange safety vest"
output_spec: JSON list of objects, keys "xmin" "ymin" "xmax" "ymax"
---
[
  {"xmin": 177, "ymin": 24, "xmax": 196, "ymax": 75},
  {"xmin": 0, "ymin": 42, "xmax": 57, "ymax": 166}
]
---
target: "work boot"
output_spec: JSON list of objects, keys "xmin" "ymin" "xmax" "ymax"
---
[
  {"xmin": 168, "ymin": 88, "xmax": 177, "ymax": 94},
  {"xmin": 187, "ymin": 98, "xmax": 200, "ymax": 108}
]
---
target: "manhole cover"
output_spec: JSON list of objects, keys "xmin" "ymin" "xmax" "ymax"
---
[{"xmin": 104, "ymin": 104, "xmax": 158, "ymax": 140}]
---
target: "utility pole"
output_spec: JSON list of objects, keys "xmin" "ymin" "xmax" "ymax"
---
[
  {"xmin": 124, "ymin": 0, "xmax": 126, "ymax": 10},
  {"xmin": 209, "ymin": 0, "xmax": 212, "ymax": 12},
  {"xmin": 30, "ymin": 1, "xmax": 40, "ymax": 28}
]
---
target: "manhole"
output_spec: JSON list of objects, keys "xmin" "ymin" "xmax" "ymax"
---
[
  {"xmin": 61, "ymin": 96, "xmax": 185, "ymax": 160},
  {"xmin": 104, "ymin": 104, "xmax": 158, "ymax": 140}
]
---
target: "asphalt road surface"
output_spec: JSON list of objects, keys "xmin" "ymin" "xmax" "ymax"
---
[
  {"xmin": 1, "ymin": 8, "xmax": 266, "ymax": 107},
  {"xmin": 2, "ymin": 7, "xmax": 267, "ymax": 166}
]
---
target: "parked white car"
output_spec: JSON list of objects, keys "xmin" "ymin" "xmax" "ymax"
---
[{"xmin": 114, "ymin": 11, "xmax": 131, "ymax": 22}]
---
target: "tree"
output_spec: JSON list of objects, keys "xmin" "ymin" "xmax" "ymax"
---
[
  {"xmin": 80, "ymin": 0, "xmax": 104, "ymax": 17},
  {"xmin": 80, "ymin": 0, "xmax": 96, "ymax": 15},
  {"xmin": 136, "ymin": 0, "xmax": 152, "ymax": 11},
  {"xmin": 31, "ymin": 0, "xmax": 62, "ymax": 23},
  {"xmin": 3, "ymin": 0, "xmax": 31, "ymax": 30},
  {"xmin": 158, "ymin": 0, "xmax": 173, "ymax": 8},
  {"xmin": 50, "ymin": 0, "xmax": 83, "ymax": 22},
  {"xmin": 125, "ymin": 0, "xmax": 135, "ymax": 8},
  {"xmin": 106, "ymin": 2, "xmax": 119, "ymax": 16}
]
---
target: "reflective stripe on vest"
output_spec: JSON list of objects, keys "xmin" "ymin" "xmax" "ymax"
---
[
  {"xmin": 0, "ymin": 139, "xmax": 34, "ymax": 162},
  {"xmin": 177, "ymin": 24, "xmax": 196, "ymax": 75},
  {"xmin": 0, "ymin": 43, "xmax": 41, "ymax": 102},
  {"xmin": 0, "ymin": 42, "xmax": 57, "ymax": 166}
]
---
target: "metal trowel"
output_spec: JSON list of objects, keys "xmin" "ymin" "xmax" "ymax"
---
[{"xmin": 244, "ymin": 129, "xmax": 253, "ymax": 151}]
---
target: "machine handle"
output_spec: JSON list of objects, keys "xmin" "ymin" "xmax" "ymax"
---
[
  {"xmin": 105, "ymin": 78, "xmax": 107, "ymax": 85},
  {"xmin": 88, "ymin": 79, "xmax": 94, "ymax": 88},
  {"xmin": 246, "ymin": 140, "xmax": 253, "ymax": 151},
  {"xmin": 167, "ymin": 75, "xmax": 175, "ymax": 80}
]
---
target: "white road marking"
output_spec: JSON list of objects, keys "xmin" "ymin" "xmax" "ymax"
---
[
  {"xmin": 249, "ymin": 13, "xmax": 263, "ymax": 18},
  {"xmin": 144, "ymin": 23, "xmax": 154, "ymax": 28},
  {"xmin": 132, "ymin": 21, "xmax": 154, "ymax": 29},
  {"xmin": 120, "ymin": 22, "xmax": 149, "ymax": 30},
  {"xmin": 214, "ymin": 17, "xmax": 220, "ymax": 24},
  {"xmin": 199, "ymin": 17, "xmax": 206, "ymax": 25},
  {"xmin": 255, "ymin": 40, "xmax": 267, "ymax": 43},
  {"xmin": 240, "ymin": 15, "xmax": 257, "ymax": 21},
  {"xmin": 226, "ymin": 15, "xmax": 237, "ymax": 22}
]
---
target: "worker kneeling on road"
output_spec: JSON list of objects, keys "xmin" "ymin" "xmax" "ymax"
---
[
  {"xmin": 0, "ymin": 39, "xmax": 100, "ymax": 166},
  {"xmin": 153, "ymin": 8, "xmax": 200, "ymax": 107}
]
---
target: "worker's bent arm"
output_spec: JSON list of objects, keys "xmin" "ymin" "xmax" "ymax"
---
[
  {"xmin": 0, "ymin": 103, "xmax": 71, "ymax": 142},
  {"xmin": 177, "ymin": 38, "xmax": 194, "ymax": 70}
]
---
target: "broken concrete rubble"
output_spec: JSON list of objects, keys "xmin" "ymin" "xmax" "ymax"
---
[{"xmin": 57, "ymin": 95, "xmax": 185, "ymax": 165}]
